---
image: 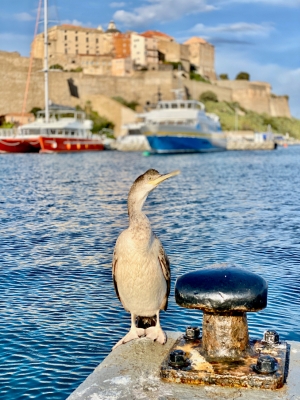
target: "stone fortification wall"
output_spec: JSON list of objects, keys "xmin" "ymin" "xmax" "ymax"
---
[
  {"xmin": 183, "ymin": 80, "xmax": 232, "ymax": 102},
  {"xmin": 0, "ymin": 51, "xmax": 291, "ymax": 120},
  {"xmin": 270, "ymin": 96, "xmax": 291, "ymax": 118},
  {"xmin": 0, "ymin": 51, "xmax": 45, "ymax": 114},
  {"xmin": 215, "ymin": 80, "xmax": 290, "ymax": 117}
]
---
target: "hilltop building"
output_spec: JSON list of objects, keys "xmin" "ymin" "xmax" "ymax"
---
[
  {"xmin": 184, "ymin": 37, "xmax": 215, "ymax": 80},
  {"xmin": 31, "ymin": 22, "xmax": 215, "ymax": 79}
]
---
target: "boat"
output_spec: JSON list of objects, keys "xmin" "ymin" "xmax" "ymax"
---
[
  {"xmin": 0, "ymin": 128, "xmax": 40, "ymax": 153},
  {"xmin": 139, "ymin": 99, "xmax": 227, "ymax": 154},
  {"xmin": 0, "ymin": 0, "xmax": 104, "ymax": 154},
  {"xmin": 18, "ymin": 105, "xmax": 104, "ymax": 153}
]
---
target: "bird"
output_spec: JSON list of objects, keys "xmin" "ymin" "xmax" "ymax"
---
[{"xmin": 112, "ymin": 168, "xmax": 180, "ymax": 350}]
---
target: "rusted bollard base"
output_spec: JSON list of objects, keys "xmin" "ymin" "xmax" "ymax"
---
[{"xmin": 161, "ymin": 335, "xmax": 289, "ymax": 390}]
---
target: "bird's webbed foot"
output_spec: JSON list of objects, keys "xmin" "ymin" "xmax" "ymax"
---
[
  {"xmin": 145, "ymin": 326, "xmax": 167, "ymax": 344},
  {"xmin": 112, "ymin": 327, "xmax": 145, "ymax": 350}
]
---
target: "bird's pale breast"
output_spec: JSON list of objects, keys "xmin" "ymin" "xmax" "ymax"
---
[{"xmin": 115, "ymin": 230, "xmax": 167, "ymax": 316}]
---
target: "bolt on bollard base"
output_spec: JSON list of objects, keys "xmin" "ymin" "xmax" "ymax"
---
[{"xmin": 160, "ymin": 332, "xmax": 289, "ymax": 390}]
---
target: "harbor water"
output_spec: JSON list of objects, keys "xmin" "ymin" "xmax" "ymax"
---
[{"xmin": 1, "ymin": 147, "xmax": 300, "ymax": 399}]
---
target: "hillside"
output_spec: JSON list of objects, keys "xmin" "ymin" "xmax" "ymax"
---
[{"xmin": 203, "ymin": 100, "xmax": 300, "ymax": 138}]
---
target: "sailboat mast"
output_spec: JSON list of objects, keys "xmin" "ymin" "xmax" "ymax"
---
[{"xmin": 44, "ymin": 0, "xmax": 49, "ymax": 122}]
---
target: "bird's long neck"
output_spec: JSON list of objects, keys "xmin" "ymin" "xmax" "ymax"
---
[
  {"xmin": 128, "ymin": 189, "xmax": 147, "ymax": 219},
  {"xmin": 127, "ymin": 190, "xmax": 153, "ymax": 244}
]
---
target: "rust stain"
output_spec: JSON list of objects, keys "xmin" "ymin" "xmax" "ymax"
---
[{"xmin": 160, "ymin": 336, "xmax": 288, "ymax": 390}]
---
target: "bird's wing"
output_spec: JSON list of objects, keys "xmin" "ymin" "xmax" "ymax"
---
[
  {"xmin": 112, "ymin": 248, "xmax": 121, "ymax": 303},
  {"xmin": 156, "ymin": 235, "xmax": 171, "ymax": 311}
]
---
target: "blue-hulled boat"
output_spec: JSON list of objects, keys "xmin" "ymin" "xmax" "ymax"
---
[{"xmin": 140, "ymin": 100, "xmax": 226, "ymax": 154}]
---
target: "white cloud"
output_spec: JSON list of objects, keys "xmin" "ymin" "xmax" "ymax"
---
[
  {"xmin": 110, "ymin": 2, "xmax": 126, "ymax": 7},
  {"xmin": 191, "ymin": 22, "xmax": 274, "ymax": 37},
  {"xmin": 113, "ymin": 0, "xmax": 216, "ymax": 28},
  {"xmin": 13, "ymin": 12, "xmax": 35, "ymax": 22},
  {"xmin": 221, "ymin": 0, "xmax": 300, "ymax": 5},
  {"xmin": 215, "ymin": 50, "xmax": 300, "ymax": 118}
]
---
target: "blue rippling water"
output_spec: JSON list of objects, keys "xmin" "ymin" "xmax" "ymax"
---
[{"xmin": 1, "ymin": 147, "xmax": 300, "ymax": 399}]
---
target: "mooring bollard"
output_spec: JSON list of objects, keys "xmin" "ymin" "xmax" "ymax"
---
[
  {"xmin": 160, "ymin": 264, "xmax": 289, "ymax": 389},
  {"xmin": 175, "ymin": 264, "xmax": 267, "ymax": 360}
]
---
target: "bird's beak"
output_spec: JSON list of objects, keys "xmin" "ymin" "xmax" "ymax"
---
[{"xmin": 150, "ymin": 170, "xmax": 180, "ymax": 186}]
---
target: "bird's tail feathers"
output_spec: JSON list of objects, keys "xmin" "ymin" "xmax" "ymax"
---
[{"xmin": 136, "ymin": 315, "xmax": 157, "ymax": 329}]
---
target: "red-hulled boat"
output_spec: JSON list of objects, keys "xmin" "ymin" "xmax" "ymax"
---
[
  {"xmin": 19, "ymin": 105, "xmax": 104, "ymax": 153},
  {"xmin": 0, "ymin": 129, "xmax": 40, "ymax": 153}
]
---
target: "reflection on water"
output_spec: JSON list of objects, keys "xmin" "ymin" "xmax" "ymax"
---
[{"xmin": 0, "ymin": 148, "xmax": 300, "ymax": 399}]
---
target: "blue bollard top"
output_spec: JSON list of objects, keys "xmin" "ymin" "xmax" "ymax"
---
[{"xmin": 175, "ymin": 264, "xmax": 268, "ymax": 313}]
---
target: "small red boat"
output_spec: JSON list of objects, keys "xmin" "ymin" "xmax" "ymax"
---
[{"xmin": 18, "ymin": 106, "xmax": 104, "ymax": 153}]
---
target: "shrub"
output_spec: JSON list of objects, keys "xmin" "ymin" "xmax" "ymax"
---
[
  {"xmin": 112, "ymin": 96, "xmax": 139, "ymax": 111},
  {"xmin": 200, "ymin": 91, "xmax": 218, "ymax": 103},
  {"xmin": 69, "ymin": 67, "xmax": 83, "ymax": 72},
  {"xmin": 219, "ymin": 73, "xmax": 229, "ymax": 80},
  {"xmin": 76, "ymin": 103, "xmax": 115, "ymax": 134},
  {"xmin": 190, "ymin": 71, "xmax": 210, "ymax": 83},
  {"xmin": 50, "ymin": 64, "xmax": 63, "ymax": 70},
  {"xmin": 235, "ymin": 72, "xmax": 250, "ymax": 81}
]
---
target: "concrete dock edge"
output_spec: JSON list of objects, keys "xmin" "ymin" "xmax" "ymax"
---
[{"xmin": 67, "ymin": 332, "xmax": 300, "ymax": 400}]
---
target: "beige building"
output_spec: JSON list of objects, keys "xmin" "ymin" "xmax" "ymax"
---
[
  {"xmin": 157, "ymin": 41, "xmax": 190, "ymax": 72},
  {"xmin": 111, "ymin": 57, "xmax": 132, "ymax": 76},
  {"xmin": 0, "ymin": 113, "xmax": 35, "ymax": 126},
  {"xmin": 131, "ymin": 33, "xmax": 158, "ymax": 69},
  {"xmin": 184, "ymin": 37, "xmax": 216, "ymax": 80},
  {"xmin": 32, "ymin": 21, "xmax": 120, "ymax": 67}
]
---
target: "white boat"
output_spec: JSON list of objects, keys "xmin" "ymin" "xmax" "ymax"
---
[{"xmin": 139, "ymin": 99, "xmax": 227, "ymax": 154}]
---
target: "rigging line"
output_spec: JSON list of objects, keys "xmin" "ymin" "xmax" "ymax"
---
[{"xmin": 21, "ymin": 0, "xmax": 43, "ymax": 120}]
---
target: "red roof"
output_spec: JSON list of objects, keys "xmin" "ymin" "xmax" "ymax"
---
[{"xmin": 141, "ymin": 30, "xmax": 173, "ymax": 40}]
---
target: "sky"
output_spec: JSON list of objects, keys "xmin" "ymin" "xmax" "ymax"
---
[{"xmin": 0, "ymin": 0, "xmax": 299, "ymax": 118}]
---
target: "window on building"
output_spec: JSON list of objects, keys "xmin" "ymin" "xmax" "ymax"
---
[
  {"xmin": 76, "ymin": 50, "xmax": 78, "ymax": 55},
  {"xmin": 86, "ymin": 37, "xmax": 89, "ymax": 42},
  {"xmin": 87, "ymin": 50, "xmax": 89, "ymax": 54},
  {"xmin": 65, "ymin": 49, "xmax": 68, "ymax": 54},
  {"xmin": 65, "ymin": 35, "xmax": 67, "ymax": 40},
  {"xmin": 96, "ymin": 38, "xmax": 98, "ymax": 43},
  {"xmin": 75, "ymin": 36, "xmax": 78, "ymax": 41}
]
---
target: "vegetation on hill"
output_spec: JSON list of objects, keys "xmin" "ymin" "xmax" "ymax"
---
[
  {"xmin": 76, "ymin": 102, "xmax": 115, "ymax": 135},
  {"xmin": 190, "ymin": 71, "xmax": 211, "ymax": 84},
  {"xmin": 200, "ymin": 91, "xmax": 218, "ymax": 103},
  {"xmin": 202, "ymin": 99, "xmax": 300, "ymax": 138},
  {"xmin": 219, "ymin": 73, "xmax": 229, "ymax": 80},
  {"xmin": 235, "ymin": 72, "xmax": 250, "ymax": 81},
  {"xmin": 112, "ymin": 96, "xmax": 139, "ymax": 111}
]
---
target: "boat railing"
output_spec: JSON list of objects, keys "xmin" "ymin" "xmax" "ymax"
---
[
  {"xmin": 0, "ymin": 128, "xmax": 17, "ymax": 137},
  {"xmin": 36, "ymin": 109, "xmax": 86, "ymax": 121}
]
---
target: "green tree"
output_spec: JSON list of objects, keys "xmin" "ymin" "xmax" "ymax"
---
[
  {"xmin": 200, "ymin": 91, "xmax": 218, "ymax": 103},
  {"xmin": 235, "ymin": 72, "xmax": 250, "ymax": 81},
  {"xmin": 219, "ymin": 73, "xmax": 229, "ymax": 80},
  {"xmin": 29, "ymin": 107, "xmax": 42, "ymax": 117}
]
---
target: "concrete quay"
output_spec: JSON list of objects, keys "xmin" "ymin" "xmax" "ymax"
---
[
  {"xmin": 67, "ymin": 332, "xmax": 300, "ymax": 400},
  {"xmin": 226, "ymin": 139, "xmax": 276, "ymax": 151}
]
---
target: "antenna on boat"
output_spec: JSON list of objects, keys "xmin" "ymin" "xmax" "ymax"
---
[{"xmin": 44, "ymin": 0, "xmax": 49, "ymax": 123}]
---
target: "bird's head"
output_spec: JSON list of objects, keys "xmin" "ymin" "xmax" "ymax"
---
[{"xmin": 128, "ymin": 169, "xmax": 180, "ymax": 214}]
